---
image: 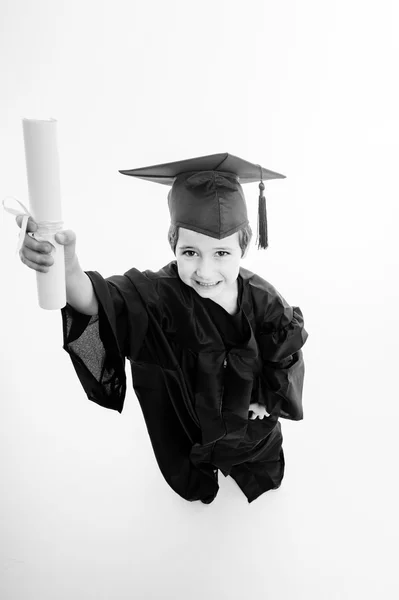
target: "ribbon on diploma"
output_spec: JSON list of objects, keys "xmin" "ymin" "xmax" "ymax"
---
[{"xmin": 2, "ymin": 196, "xmax": 64, "ymax": 254}]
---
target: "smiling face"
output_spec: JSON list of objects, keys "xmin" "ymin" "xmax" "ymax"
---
[{"xmin": 175, "ymin": 227, "xmax": 244, "ymax": 301}]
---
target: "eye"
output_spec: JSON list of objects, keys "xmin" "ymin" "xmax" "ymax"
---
[
  {"xmin": 181, "ymin": 250, "xmax": 197, "ymax": 257},
  {"xmin": 215, "ymin": 251, "xmax": 230, "ymax": 257}
]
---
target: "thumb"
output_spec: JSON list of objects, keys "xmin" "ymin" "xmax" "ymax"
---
[
  {"xmin": 55, "ymin": 229, "xmax": 77, "ymax": 264},
  {"xmin": 55, "ymin": 229, "xmax": 76, "ymax": 246}
]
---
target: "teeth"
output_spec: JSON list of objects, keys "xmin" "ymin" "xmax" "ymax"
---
[{"xmin": 197, "ymin": 281, "xmax": 219, "ymax": 287}]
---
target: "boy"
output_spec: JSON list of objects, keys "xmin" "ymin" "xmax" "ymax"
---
[{"xmin": 17, "ymin": 153, "xmax": 308, "ymax": 504}]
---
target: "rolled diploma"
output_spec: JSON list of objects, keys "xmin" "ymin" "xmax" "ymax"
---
[{"xmin": 22, "ymin": 118, "xmax": 66, "ymax": 310}]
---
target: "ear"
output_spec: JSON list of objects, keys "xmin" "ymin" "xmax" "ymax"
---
[{"xmin": 168, "ymin": 223, "xmax": 179, "ymax": 255}]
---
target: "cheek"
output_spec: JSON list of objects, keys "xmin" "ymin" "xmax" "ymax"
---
[
  {"xmin": 224, "ymin": 260, "xmax": 240, "ymax": 280},
  {"xmin": 176, "ymin": 259, "xmax": 192, "ymax": 281}
]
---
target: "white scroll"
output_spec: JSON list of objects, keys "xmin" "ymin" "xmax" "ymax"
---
[{"xmin": 22, "ymin": 118, "xmax": 66, "ymax": 310}]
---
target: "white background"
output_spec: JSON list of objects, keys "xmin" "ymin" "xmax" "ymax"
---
[{"xmin": 1, "ymin": 1, "xmax": 398, "ymax": 599}]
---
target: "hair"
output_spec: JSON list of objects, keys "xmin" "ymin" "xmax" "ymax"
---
[{"xmin": 167, "ymin": 223, "xmax": 253, "ymax": 257}]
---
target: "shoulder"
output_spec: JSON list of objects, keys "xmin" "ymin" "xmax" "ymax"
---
[
  {"xmin": 142, "ymin": 261, "xmax": 179, "ymax": 281},
  {"xmin": 241, "ymin": 267, "xmax": 308, "ymax": 358},
  {"xmin": 123, "ymin": 261, "xmax": 178, "ymax": 283},
  {"xmin": 124, "ymin": 261, "xmax": 184, "ymax": 298},
  {"xmin": 240, "ymin": 266, "xmax": 283, "ymax": 298},
  {"xmin": 89, "ymin": 262, "xmax": 179, "ymax": 313},
  {"xmin": 110, "ymin": 261, "xmax": 194, "ymax": 318},
  {"xmin": 106, "ymin": 262, "xmax": 179, "ymax": 295},
  {"xmin": 240, "ymin": 266, "xmax": 294, "ymax": 328}
]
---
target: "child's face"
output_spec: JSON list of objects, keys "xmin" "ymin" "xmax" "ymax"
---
[{"xmin": 175, "ymin": 227, "xmax": 243, "ymax": 300}]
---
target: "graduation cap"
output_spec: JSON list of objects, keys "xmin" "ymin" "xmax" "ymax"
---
[{"xmin": 119, "ymin": 153, "xmax": 285, "ymax": 249}]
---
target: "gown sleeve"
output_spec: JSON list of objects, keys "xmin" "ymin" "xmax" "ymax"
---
[
  {"xmin": 61, "ymin": 270, "xmax": 148, "ymax": 413},
  {"xmin": 258, "ymin": 304, "xmax": 308, "ymax": 421}
]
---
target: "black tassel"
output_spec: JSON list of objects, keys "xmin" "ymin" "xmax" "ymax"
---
[{"xmin": 257, "ymin": 180, "xmax": 268, "ymax": 249}]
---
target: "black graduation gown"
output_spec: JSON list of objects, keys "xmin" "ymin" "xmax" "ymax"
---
[{"xmin": 62, "ymin": 261, "xmax": 308, "ymax": 504}]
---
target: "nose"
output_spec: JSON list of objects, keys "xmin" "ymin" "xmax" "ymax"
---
[{"xmin": 195, "ymin": 258, "xmax": 214, "ymax": 280}]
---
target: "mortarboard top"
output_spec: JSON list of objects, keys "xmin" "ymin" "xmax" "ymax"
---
[{"xmin": 119, "ymin": 153, "xmax": 286, "ymax": 248}]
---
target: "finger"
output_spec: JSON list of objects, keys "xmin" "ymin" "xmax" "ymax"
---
[
  {"xmin": 21, "ymin": 246, "xmax": 54, "ymax": 267},
  {"xmin": 23, "ymin": 233, "xmax": 54, "ymax": 255},
  {"xmin": 20, "ymin": 252, "xmax": 51, "ymax": 273},
  {"xmin": 15, "ymin": 215, "xmax": 37, "ymax": 233}
]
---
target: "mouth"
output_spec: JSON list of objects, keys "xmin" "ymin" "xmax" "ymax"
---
[{"xmin": 194, "ymin": 280, "xmax": 222, "ymax": 288}]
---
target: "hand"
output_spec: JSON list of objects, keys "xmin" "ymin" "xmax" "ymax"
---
[
  {"xmin": 249, "ymin": 402, "xmax": 270, "ymax": 420},
  {"xmin": 16, "ymin": 215, "xmax": 77, "ymax": 274}
]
